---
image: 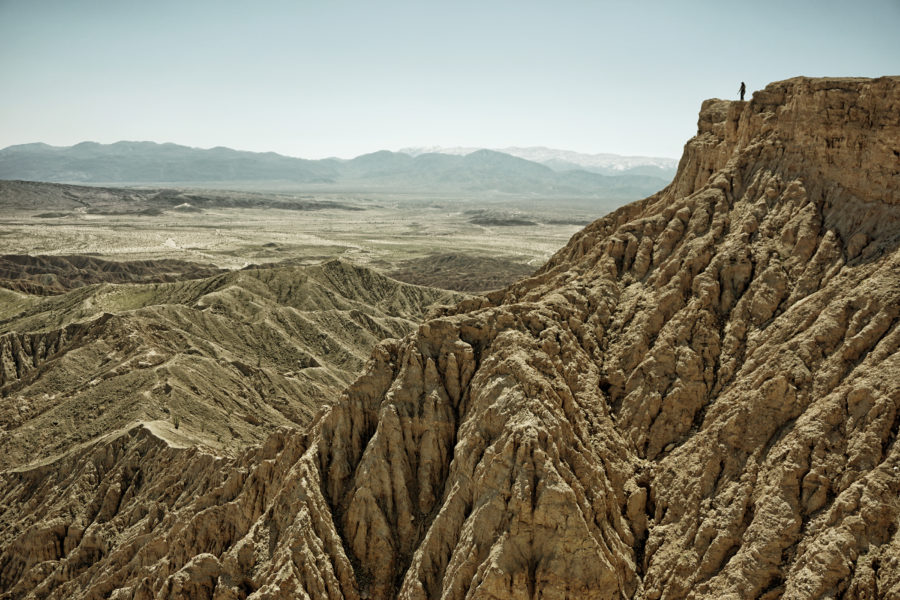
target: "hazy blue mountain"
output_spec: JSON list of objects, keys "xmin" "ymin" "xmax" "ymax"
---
[
  {"xmin": 341, "ymin": 150, "xmax": 416, "ymax": 179},
  {"xmin": 399, "ymin": 145, "xmax": 679, "ymax": 179},
  {"xmin": 0, "ymin": 141, "xmax": 671, "ymax": 198},
  {"xmin": 537, "ymin": 157, "xmax": 678, "ymax": 179},
  {"xmin": 0, "ymin": 141, "xmax": 338, "ymax": 184}
]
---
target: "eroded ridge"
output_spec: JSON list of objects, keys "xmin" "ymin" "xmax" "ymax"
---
[{"xmin": 2, "ymin": 76, "xmax": 899, "ymax": 599}]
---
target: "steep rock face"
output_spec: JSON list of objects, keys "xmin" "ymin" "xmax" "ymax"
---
[{"xmin": 2, "ymin": 76, "xmax": 899, "ymax": 599}]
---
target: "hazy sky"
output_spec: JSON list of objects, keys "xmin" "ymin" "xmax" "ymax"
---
[{"xmin": 1, "ymin": 0, "xmax": 897, "ymax": 159}]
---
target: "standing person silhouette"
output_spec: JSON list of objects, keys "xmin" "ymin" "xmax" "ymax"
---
[{"xmin": 739, "ymin": 81, "xmax": 746, "ymax": 101}]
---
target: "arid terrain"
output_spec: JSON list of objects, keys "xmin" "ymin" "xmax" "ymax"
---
[
  {"xmin": 0, "ymin": 181, "xmax": 600, "ymax": 292},
  {"xmin": 0, "ymin": 254, "xmax": 227, "ymax": 295},
  {"xmin": 0, "ymin": 261, "xmax": 462, "ymax": 470},
  {"xmin": 1, "ymin": 76, "xmax": 899, "ymax": 600}
]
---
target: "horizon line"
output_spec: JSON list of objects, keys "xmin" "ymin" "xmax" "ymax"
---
[{"xmin": 0, "ymin": 139, "xmax": 681, "ymax": 163}]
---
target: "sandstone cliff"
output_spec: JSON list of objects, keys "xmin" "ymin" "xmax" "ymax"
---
[{"xmin": 2, "ymin": 76, "xmax": 899, "ymax": 599}]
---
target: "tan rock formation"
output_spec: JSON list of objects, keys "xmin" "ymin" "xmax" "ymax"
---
[{"xmin": 2, "ymin": 76, "xmax": 899, "ymax": 599}]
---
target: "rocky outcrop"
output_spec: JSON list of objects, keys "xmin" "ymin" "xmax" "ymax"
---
[{"xmin": 2, "ymin": 76, "xmax": 899, "ymax": 599}]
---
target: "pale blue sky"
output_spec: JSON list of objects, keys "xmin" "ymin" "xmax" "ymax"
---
[{"xmin": 1, "ymin": 0, "xmax": 897, "ymax": 159}]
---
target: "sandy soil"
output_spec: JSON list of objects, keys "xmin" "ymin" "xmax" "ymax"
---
[{"xmin": 0, "ymin": 192, "xmax": 597, "ymax": 274}]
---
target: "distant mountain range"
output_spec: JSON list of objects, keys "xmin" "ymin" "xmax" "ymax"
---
[
  {"xmin": 0, "ymin": 141, "xmax": 673, "ymax": 199},
  {"xmin": 399, "ymin": 145, "xmax": 678, "ymax": 177}
]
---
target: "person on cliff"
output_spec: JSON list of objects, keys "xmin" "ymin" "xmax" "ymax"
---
[{"xmin": 739, "ymin": 81, "xmax": 746, "ymax": 101}]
